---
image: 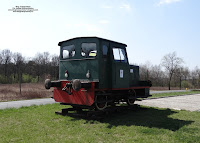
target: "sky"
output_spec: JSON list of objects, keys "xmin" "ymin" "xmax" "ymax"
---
[{"xmin": 0, "ymin": 0, "xmax": 200, "ymax": 69}]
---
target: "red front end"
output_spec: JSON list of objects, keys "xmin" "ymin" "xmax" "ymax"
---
[{"xmin": 53, "ymin": 81, "xmax": 95, "ymax": 106}]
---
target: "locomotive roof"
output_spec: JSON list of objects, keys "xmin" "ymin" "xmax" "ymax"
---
[{"xmin": 58, "ymin": 37, "xmax": 127, "ymax": 47}]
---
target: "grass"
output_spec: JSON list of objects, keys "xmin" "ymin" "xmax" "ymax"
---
[
  {"xmin": 151, "ymin": 91, "xmax": 200, "ymax": 99},
  {"xmin": 0, "ymin": 83, "xmax": 53, "ymax": 102},
  {"xmin": 0, "ymin": 103, "xmax": 200, "ymax": 143}
]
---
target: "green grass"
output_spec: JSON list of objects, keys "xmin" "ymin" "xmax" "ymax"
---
[
  {"xmin": 151, "ymin": 91, "xmax": 200, "ymax": 99},
  {"xmin": 0, "ymin": 104, "xmax": 200, "ymax": 143}
]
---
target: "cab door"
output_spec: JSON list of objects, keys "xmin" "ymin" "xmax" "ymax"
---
[
  {"xmin": 111, "ymin": 44, "xmax": 129, "ymax": 89},
  {"xmin": 99, "ymin": 41, "xmax": 112, "ymax": 89}
]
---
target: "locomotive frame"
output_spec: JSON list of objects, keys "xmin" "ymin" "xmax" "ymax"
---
[{"xmin": 45, "ymin": 37, "xmax": 152, "ymax": 110}]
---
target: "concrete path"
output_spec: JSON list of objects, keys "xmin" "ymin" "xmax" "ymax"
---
[
  {"xmin": 136, "ymin": 94, "xmax": 200, "ymax": 112},
  {"xmin": 150, "ymin": 90, "xmax": 190, "ymax": 94},
  {"xmin": 0, "ymin": 98, "xmax": 55, "ymax": 110}
]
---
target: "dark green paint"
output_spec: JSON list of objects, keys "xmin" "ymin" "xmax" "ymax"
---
[
  {"xmin": 129, "ymin": 65, "xmax": 140, "ymax": 86},
  {"xmin": 58, "ymin": 37, "xmax": 142, "ymax": 89}
]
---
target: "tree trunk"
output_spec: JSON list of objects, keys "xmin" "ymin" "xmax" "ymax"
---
[
  {"xmin": 168, "ymin": 74, "xmax": 173, "ymax": 90},
  {"xmin": 18, "ymin": 70, "xmax": 22, "ymax": 95},
  {"xmin": 37, "ymin": 75, "xmax": 40, "ymax": 82}
]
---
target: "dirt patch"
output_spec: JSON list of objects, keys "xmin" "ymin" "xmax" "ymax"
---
[{"xmin": 0, "ymin": 83, "xmax": 53, "ymax": 102}]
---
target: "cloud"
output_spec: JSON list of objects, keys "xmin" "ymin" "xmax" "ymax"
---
[
  {"xmin": 101, "ymin": 5, "xmax": 112, "ymax": 9},
  {"xmin": 99, "ymin": 20, "xmax": 109, "ymax": 24},
  {"xmin": 120, "ymin": 4, "xmax": 131, "ymax": 11},
  {"xmin": 157, "ymin": 0, "xmax": 182, "ymax": 6},
  {"xmin": 66, "ymin": 23, "xmax": 103, "ymax": 33},
  {"xmin": 85, "ymin": 24, "xmax": 102, "ymax": 32},
  {"xmin": 101, "ymin": 3, "xmax": 131, "ymax": 11}
]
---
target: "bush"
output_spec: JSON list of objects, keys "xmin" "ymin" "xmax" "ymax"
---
[
  {"xmin": 22, "ymin": 74, "xmax": 38, "ymax": 83},
  {"xmin": 181, "ymin": 81, "xmax": 193, "ymax": 89},
  {"xmin": 0, "ymin": 75, "xmax": 7, "ymax": 84},
  {"xmin": 0, "ymin": 75, "xmax": 13, "ymax": 84}
]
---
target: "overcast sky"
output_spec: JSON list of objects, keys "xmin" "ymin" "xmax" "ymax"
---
[{"xmin": 0, "ymin": 0, "xmax": 200, "ymax": 69}]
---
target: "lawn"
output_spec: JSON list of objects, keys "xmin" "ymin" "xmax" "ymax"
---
[
  {"xmin": 151, "ymin": 90, "xmax": 200, "ymax": 99},
  {"xmin": 0, "ymin": 103, "xmax": 200, "ymax": 143}
]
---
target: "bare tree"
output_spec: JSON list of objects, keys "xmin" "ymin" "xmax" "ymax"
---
[
  {"xmin": 193, "ymin": 67, "xmax": 200, "ymax": 88},
  {"xmin": 43, "ymin": 52, "xmax": 50, "ymax": 75},
  {"xmin": 0, "ymin": 52, "xmax": 2, "ymax": 64},
  {"xmin": 0, "ymin": 51, "xmax": 2, "ymax": 77},
  {"xmin": 50, "ymin": 55, "xmax": 59, "ymax": 79},
  {"xmin": 139, "ymin": 61, "xmax": 152, "ymax": 81},
  {"xmin": 13, "ymin": 52, "xmax": 24, "ymax": 94},
  {"xmin": 174, "ymin": 67, "xmax": 185, "ymax": 89},
  {"xmin": 0, "ymin": 50, "xmax": 58, "ymax": 84},
  {"xmin": 33, "ymin": 52, "xmax": 50, "ymax": 82},
  {"xmin": 0, "ymin": 49, "xmax": 12, "ymax": 82},
  {"xmin": 190, "ymin": 68, "xmax": 197, "ymax": 88},
  {"xmin": 33, "ymin": 53, "xmax": 43, "ymax": 82},
  {"xmin": 150, "ymin": 65, "xmax": 166, "ymax": 87},
  {"xmin": 161, "ymin": 52, "xmax": 184, "ymax": 90}
]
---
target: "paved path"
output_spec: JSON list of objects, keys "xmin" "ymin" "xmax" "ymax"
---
[
  {"xmin": 150, "ymin": 90, "xmax": 190, "ymax": 94},
  {"xmin": 136, "ymin": 94, "xmax": 200, "ymax": 111},
  {"xmin": 0, "ymin": 98, "xmax": 55, "ymax": 110}
]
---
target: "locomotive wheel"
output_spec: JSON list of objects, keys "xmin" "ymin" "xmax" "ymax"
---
[
  {"xmin": 127, "ymin": 89, "xmax": 136, "ymax": 106},
  {"xmin": 95, "ymin": 95, "xmax": 107, "ymax": 111}
]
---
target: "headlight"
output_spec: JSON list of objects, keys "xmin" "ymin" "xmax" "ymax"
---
[
  {"xmin": 65, "ymin": 70, "xmax": 68, "ymax": 78},
  {"xmin": 86, "ymin": 70, "xmax": 90, "ymax": 78}
]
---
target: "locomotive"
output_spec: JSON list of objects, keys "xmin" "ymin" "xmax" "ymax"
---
[{"xmin": 45, "ymin": 37, "xmax": 152, "ymax": 110}]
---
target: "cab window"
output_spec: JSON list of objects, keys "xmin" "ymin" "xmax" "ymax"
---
[
  {"xmin": 102, "ymin": 45, "xmax": 108, "ymax": 56},
  {"xmin": 102, "ymin": 45, "xmax": 108, "ymax": 58},
  {"xmin": 62, "ymin": 45, "xmax": 75, "ymax": 59},
  {"xmin": 113, "ymin": 48, "xmax": 127, "ymax": 63},
  {"xmin": 81, "ymin": 43, "xmax": 97, "ymax": 57}
]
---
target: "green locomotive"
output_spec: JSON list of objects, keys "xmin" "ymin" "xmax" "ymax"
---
[{"xmin": 45, "ymin": 37, "xmax": 152, "ymax": 110}]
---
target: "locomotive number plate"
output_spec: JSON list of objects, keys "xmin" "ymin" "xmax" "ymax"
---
[{"xmin": 120, "ymin": 70, "xmax": 123, "ymax": 78}]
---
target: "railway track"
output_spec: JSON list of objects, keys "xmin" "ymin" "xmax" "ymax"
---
[{"xmin": 55, "ymin": 104, "xmax": 141, "ymax": 120}]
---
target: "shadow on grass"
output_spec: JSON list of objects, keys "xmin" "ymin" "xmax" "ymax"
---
[{"xmin": 68, "ymin": 106, "xmax": 193, "ymax": 131}]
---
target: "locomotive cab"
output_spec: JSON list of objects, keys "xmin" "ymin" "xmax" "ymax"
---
[{"xmin": 45, "ymin": 37, "xmax": 152, "ymax": 110}]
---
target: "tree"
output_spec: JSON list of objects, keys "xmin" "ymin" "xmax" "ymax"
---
[
  {"xmin": 50, "ymin": 55, "xmax": 59, "ymax": 79},
  {"xmin": 0, "ymin": 49, "xmax": 58, "ymax": 84},
  {"xmin": 150, "ymin": 65, "xmax": 165, "ymax": 87},
  {"xmin": 193, "ymin": 67, "xmax": 200, "ymax": 88},
  {"xmin": 174, "ymin": 67, "xmax": 185, "ymax": 90},
  {"xmin": 33, "ymin": 53, "xmax": 43, "ymax": 82},
  {"xmin": 13, "ymin": 52, "xmax": 25, "ymax": 94},
  {"xmin": 0, "ymin": 51, "xmax": 2, "ymax": 77},
  {"xmin": 0, "ymin": 52, "xmax": 2, "ymax": 64},
  {"xmin": 161, "ymin": 52, "xmax": 184, "ymax": 90},
  {"xmin": 33, "ymin": 52, "xmax": 50, "ymax": 82},
  {"xmin": 139, "ymin": 61, "xmax": 152, "ymax": 81},
  {"xmin": 190, "ymin": 68, "xmax": 197, "ymax": 88},
  {"xmin": 0, "ymin": 49, "xmax": 12, "ymax": 82}
]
